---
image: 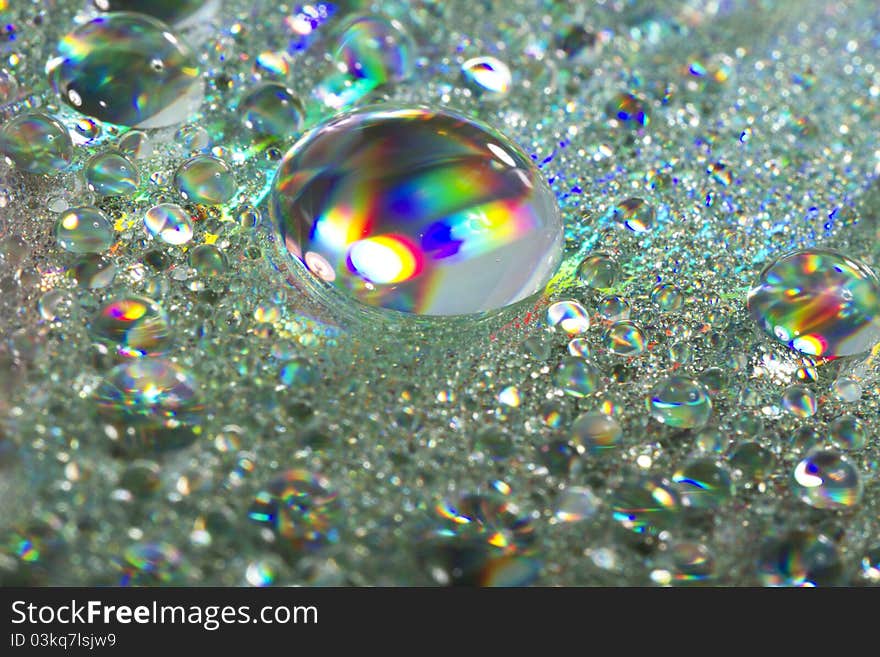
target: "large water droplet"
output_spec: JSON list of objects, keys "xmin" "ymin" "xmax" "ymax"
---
[
  {"xmin": 174, "ymin": 155, "xmax": 236, "ymax": 205},
  {"xmin": 90, "ymin": 296, "xmax": 171, "ymax": 358},
  {"xmin": 747, "ymin": 249, "xmax": 880, "ymax": 358},
  {"xmin": 54, "ymin": 206, "xmax": 114, "ymax": 254},
  {"xmin": 84, "ymin": 150, "xmax": 139, "ymax": 196},
  {"xmin": 793, "ymin": 449, "xmax": 862, "ymax": 509},
  {"xmin": 238, "ymin": 82, "xmax": 304, "ymax": 142},
  {"xmin": 647, "ymin": 376, "xmax": 712, "ymax": 428},
  {"xmin": 47, "ymin": 13, "xmax": 203, "ymax": 128},
  {"xmin": 0, "ymin": 112, "xmax": 73, "ymax": 175},
  {"xmin": 270, "ymin": 106, "xmax": 563, "ymax": 316}
]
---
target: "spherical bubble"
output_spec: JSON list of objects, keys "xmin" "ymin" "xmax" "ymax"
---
[
  {"xmin": 781, "ymin": 384, "xmax": 817, "ymax": 418},
  {"xmin": 144, "ymin": 203, "xmax": 193, "ymax": 245},
  {"xmin": 647, "ymin": 376, "xmax": 712, "ymax": 428},
  {"xmin": 729, "ymin": 441, "xmax": 774, "ymax": 482},
  {"xmin": 597, "ymin": 295, "xmax": 631, "ymax": 321},
  {"xmin": 611, "ymin": 197, "xmax": 654, "ymax": 232},
  {"xmin": 436, "ymin": 491, "xmax": 535, "ymax": 555},
  {"xmin": 96, "ymin": 358, "xmax": 199, "ymax": 420},
  {"xmin": 90, "ymin": 296, "xmax": 171, "ymax": 358},
  {"xmin": 554, "ymin": 358, "xmax": 601, "ymax": 397},
  {"xmin": 673, "ymin": 458, "xmax": 734, "ymax": 509},
  {"xmin": 247, "ymin": 469, "xmax": 340, "ymax": 551},
  {"xmin": 607, "ymin": 92, "xmax": 649, "ymax": 126},
  {"xmin": 0, "ymin": 112, "xmax": 73, "ymax": 174},
  {"xmin": 577, "ymin": 252, "xmax": 620, "ymax": 288},
  {"xmin": 189, "ymin": 244, "xmax": 228, "ymax": 277},
  {"xmin": 555, "ymin": 486, "xmax": 600, "ymax": 523},
  {"xmin": 567, "ymin": 337, "xmax": 591, "ymax": 358},
  {"xmin": 54, "ymin": 206, "xmax": 114, "ymax": 254},
  {"xmin": 269, "ymin": 105, "xmax": 563, "ymax": 316},
  {"xmin": 84, "ymin": 151, "xmax": 139, "ymax": 196},
  {"xmin": 238, "ymin": 82, "xmax": 305, "ymax": 142},
  {"xmin": 793, "ymin": 449, "xmax": 862, "ymax": 510},
  {"xmin": 828, "ymin": 414, "xmax": 866, "ymax": 451},
  {"xmin": 757, "ymin": 531, "xmax": 843, "ymax": 586},
  {"xmin": 547, "ymin": 300, "xmax": 590, "ymax": 334},
  {"xmin": 570, "ymin": 411, "xmax": 621, "ymax": 452},
  {"xmin": 610, "ymin": 476, "xmax": 680, "ymax": 535},
  {"xmin": 651, "ymin": 282, "xmax": 684, "ymax": 311},
  {"xmin": 47, "ymin": 13, "xmax": 203, "ymax": 128},
  {"xmin": 831, "ymin": 376, "xmax": 862, "ymax": 403},
  {"xmin": 175, "ymin": 155, "xmax": 236, "ymax": 205},
  {"xmin": 93, "ymin": 0, "xmax": 212, "ymax": 24},
  {"xmin": 747, "ymin": 249, "xmax": 880, "ymax": 359},
  {"xmin": 461, "ymin": 56, "xmax": 512, "ymax": 99},
  {"xmin": 603, "ymin": 320, "xmax": 646, "ymax": 356}
]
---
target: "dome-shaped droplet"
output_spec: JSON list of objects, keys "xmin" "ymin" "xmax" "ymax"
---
[
  {"xmin": 238, "ymin": 82, "xmax": 304, "ymax": 142},
  {"xmin": 757, "ymin": 531, "xmax": 843, "ymax": 587},
  {"xmin": 577, "ymin": 252, "xmax": 620, "ymax": 288},
  {"xmin": 781, "ymin": 383, "xmax": 817, "ymax": 418},
  {"xmin": 174, "ymin": 155, "xmax": 236, "ymax": 205},
  {"xmin": 84, "ymin": 150, "xmax": 139, "ymax": 196},
  {"xmin": 554, "ymin": 358, "xmax": 601, "ymax": 397},
  {"xmin": 47, "ymin": 13, "xmax": 203, "ymax": 128},
  {"xmin": 673, "ymin": 458, "xmax": 734, "ymax": 509},
  {"xmin": 269, "ymin": 106, "xmax": 563, "ymax": 316},
  {"xmin": 647, "ymin": 376, "xmax": 712, "ymax": 428},
  {"xmin": 603, "ymin": 320, "xmax": 646, "ymax": 356},
  {"xmin": 793, "ymin": 449, "xmax": 862, "ymax": 509},
  {"xmin": 316, "ymin": 15, "xmax": 414, "ymax": 109},
  {"xmin": 546, "ymin": 300, "xmax": 590, "ymax": 334},
  {"xmin": 611, "ymin": 197, "xmax": 654, "ymax": 232},
  {"xmin": 247, "ymin": 469, "xmax": 340, "ymax": 551},
  {"xmin": 828, "ymin": 414, "xmax": 866, "ymax": 451},
  {"xmin": 610, "ymin": 476, "xmax": 680, "ymax": 535},
  {"xmin": 54, "ymin": 206, "xmax": 114, "ymax": 254},
  {"xmin": 189, "ymin": 244, "xmax": 228, "ymax": 277},
  {"xmin": 0, "ymin": 112, "xmax": 73, "ymax": 174},
  {"xmin": 747, "ymin": 249, "xmax": 880, "ymax": 359},
  {"xmin": 96, "ymin": 358, "xmax": 199, "ymax": 419},
  {"xmin": 93, "ymin": 0, "xmax": 211, "ymax": 24},
  {"xmin": 144, "ymin": 203, "xmax": 193, "ymax": 245},
  {"xmin": 90, "ymin": 296, "xmax": 171, "ymax": 358},
  {"xmin": 570, "ymin": 411, "xmax": 621, "ymax": 452},
  {"xmin": 461, "ymin": 56, "xmax": 512, "ymax": 99}
]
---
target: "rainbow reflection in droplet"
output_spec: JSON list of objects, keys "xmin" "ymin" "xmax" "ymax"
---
[
  {"xmin": 270, "ymin": 106, "xmax": 563, "ymax": 316},
  {"xmin": 747, "ymin": 249, "xmax": 880, "ymax": 359},
  {"xmin": 793, "ymin": 449, "xmax": 863, "ymax": 509},
  {"xmin": 90, "ymin": 296, "xmax": 171, "ymax": 358}
]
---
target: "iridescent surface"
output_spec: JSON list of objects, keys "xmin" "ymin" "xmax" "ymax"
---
[
  {"xmin": 547, "ymin": 300, "xmax": 590, "ymax": 334},
  {"xmin": 793, "ymin": 449, "xmax": 863, "ymax": 509},
  {"xmin": 647, "ymin": 376, "xmax": 712, "ymax": 429},
  {"xmin": 175, "ymin": 155, "xmax": 236, "ymax": 205},
  {"xmin": 757, "ymin": 531, "xmax": 843, "ymax": 587},
  {"xmin": 144, "ymin": 203, "xmax": 193, "ymax": 245},
  {"xmin": 673, "ymin": 458, "xmax": 734, "ymax": 509},
  {"xmin": 90, "ymin": 296, "xmax": 171, "ymax": 358},
  {"xmin": 0, "ymin": 112, "xmax": 72, "ymax": 174},
  {"xmin": 247, "ymin": 470, "xmax": 340, "ymax": 551},
  {"xmin": 461, "ymin": 56, "xmax": 512, "ymax": 99},
  {"xmin": 604, "ymin": 320, "xmax": 646, "ymax": 356},
  {"xmin": 238, "ymin": 82, "xmax": 304, "ymax": 142},
  {"xmin": 270, "ymin": 106, "xmax": 563, "ymax": 315},
  {"xmin": 54, "ymin": 206, "xmax": 114, "ymax": 254},
  {"xmin": 47, "ymin": 13, "xmax": 202, "ymax": 128},
  {"xmin": 84, "ymin": 151, "xmax": 139, "ymax": 196},
  {"xmin": 747, "ymin": 249, "xmax": 880, "ymax": 359},
  {"xmin": 95, "ymin": 358, "xmax": 199, "ymax": 420},
  {"xmin": 610, "ymin": 476, "xmax": 680, "ymax": 535}
]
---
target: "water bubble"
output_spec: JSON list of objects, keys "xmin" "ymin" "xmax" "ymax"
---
[
  {"xmin": 781, "ymin": 384, "xmax": 817, "ymax": 418},
  {"xmin": 48, "ymin": 13, "xmax": 203, "ymax": 128},
  {"xmin": 436, "ymin": 492, "xmax": 535, "ymax": 555},
  {"xmin": 316, "ymin": 15, "xmax": 414, "ymax": 109},
  {"xmin": 96, "ymin": 358, "xmax": 199, "ymax": 420},
  {"xmin": 793, "ymin": 449, "xmax": 862, "ymax": 509},
  {"xmin": 461, "ymin": 56, "xmax": 512, "ymax": 99},
  {"xmin": 248, "ymin": 469, "xmax": 340, "ymax": 551},
  {"xmin": 729, "ymin": 441, "xmax": 773, "ymax": 482},
  {"xmin": 555, "ymin": 486, "xmax": 600, "ymax": 523},
  {"xmin": 90, "ymin": 296, "xmax": 171, "ymax": 358},
  {"xmin": 270, "ymin": 106, "xmax": 563, "ymax": 315},
  {"xmin": 119, "ymin": 542, "xmax": 183, "ymax": 585},
  {"xmin": 647, "ymin": 376, "xmax": 712, "ymax": 428},
  {"xmin": 757, "ymin": 531, "xmax": 843, "ymax": 586},
  {"xmin": 84, "ymin": 151, "xmax": 139, "ymax": 196},
  {"xmin": 175, "ymin": 125, "xmax": 210, "ymax": 153},
  {"xmin": 610, "ymin": 197, "xmax": 654, "ymax": 233},
  {"xmin": 117, "ymin": 130, "xmax": 153, "ymax": 159},
  {"xmin": 74, "ymin": 255, "xmax": 117, "ymax": 289},
  {"xmin": 238, "ymin": 82, "xmax": 304, "ymax": 142},
  {"xmin": 554, "ymin": 358, "xmax": 601, "ymax": 397},
  {"xmin": 189, "ymin": 244, "xmax": 228, "ymax": 277},
  {"xmin": 603, "ymin": 320, "xmax": 646, "ymax": 356},
  {"xmin": 597, "ymin": 295, "xmax": 631, "ymax": 321},
  {"xmin": 577, "ymin": 252, "xmax": 620, "ymax": 288},
  {"xmin": 144, "ymin": 203, "xmax": 193, "ymax": 245},
  {"xmin": 831, "ymin": 376, "xmax": 861, "ymax": 403},
  {"xmin": 570, "ymin": 411, "xmax": 621, "ymax": 452},
  {"xmin": 651, "ymin": 282, "xmax": 684, "ymax": 311},
  {"xmin": 175, "ymin": 155, "xmax": 236, "ymax": 205},
  {"xmin": 54, "ymin": 206, "xmax": 114, "ymax": 254},
  {"xmin": 673, "ymin": 458, "xmax": 734, "ymax": 509},
  {"xmin": 567, "ymin": 337, "xmax": 591, "ymax": 358},
  {"xmin": 828, "ymin": 415, "xmax": 866, "ymax": 451},
  {"xmin": 607, "ymin": 92, "xmax": 649, "ymax": 127},
  {"xmin": 547, "ymin": 300, "xmax": 590, "ymax": 334},
  {"xmin": 610, "ymin": 476, "xmax": 680, "ymax": 535},
  {"xmin": 747, "ymin": 249, "xmax": 880, "ymax": 359},
  {"xmin": 0, "ymin": 112, "xmax": 73, "ymax": 174}
]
